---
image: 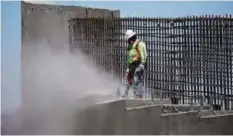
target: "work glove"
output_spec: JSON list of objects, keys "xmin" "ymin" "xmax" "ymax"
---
[
  {"xmin": 135, "ymin": 63, "xmax": 144, "ymax": 73},
  {"xmin": 125, "ymin": 68, "xmax": 129, "ymax": 82},
  {"xmin": 126, "ymin": 68, "xmax": 129, "ymax": 73},
  {"xmin": 139, "ymin": 63, "xmax": 145, "ymax": 70}
]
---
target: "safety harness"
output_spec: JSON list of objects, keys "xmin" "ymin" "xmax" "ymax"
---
[
  {"xmin": 134, "ymin": 39, "xmax": 141, "ymax": 62},
  {"xmin": 134, "ymin": 39, "xmax": 147, "ymax": 69}
]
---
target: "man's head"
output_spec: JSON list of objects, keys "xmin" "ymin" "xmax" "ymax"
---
[{"xmin": 125, "ymin": 29, "xmax": 137, "ymax": 44}]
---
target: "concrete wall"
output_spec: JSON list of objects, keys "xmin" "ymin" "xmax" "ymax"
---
[
  {"xmin": 76, "ymin": 100, "xmax": 162, "ymax": 135},
  {"xmin": 162, "ymin": 112, "xmax": 233, "ymax": 135},
  {"xmin": 21, "ymin": 1, "xmax": 120, "ymax": 47},
  {"xmin": 76, "ymin": 100, "xmax": 233, "ymax": 135},
  {"xmin": 20, "ymin": 2, "xmax": 120, "ymax": 134},
  {"xmin": 21, "ymin": 1, "xmax": 120, "ymax": 112}
]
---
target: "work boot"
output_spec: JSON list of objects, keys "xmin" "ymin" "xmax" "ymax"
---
[
  {"xmin": 133, "ymin": 91, "xmax": 138, "ymax": 99},
  {"xmin": 122, "ymin": 91, "xmax": 128, "ymax": 98},
  {"xmin": 138, "ymin": 94, "xmax": 143, "ymax": 99}
]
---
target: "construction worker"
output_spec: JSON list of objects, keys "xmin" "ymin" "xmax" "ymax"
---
[{"xmin": 123, "ymin": 29, "xmax": 148, "ymax": 99}]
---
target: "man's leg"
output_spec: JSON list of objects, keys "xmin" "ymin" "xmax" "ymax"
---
[
  {"xmin": 139, "ymin": 70, "xmax": 145, "ymax": 98},
  {"xmin": 123, "ymin": 72, "xmax": 133, "ymax": 97},
  {"xmin": 136, "ymin": 70, "xmax": 144, "ymax": 98},
  {"xmin": 133, "ymin": 66, "xmax": 144, "ymax": 98},
  {"xmin": 136, "ymin": 62, "xmax": 146, "ymax": 98},
  {"xmin": 129, "ymin": 62, "xmax": 140, "ymax": 98}
]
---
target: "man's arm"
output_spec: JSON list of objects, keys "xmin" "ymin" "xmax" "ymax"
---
[{"xmin": 138, "ymin": 42, "xmax": 147, "ymax": 64}]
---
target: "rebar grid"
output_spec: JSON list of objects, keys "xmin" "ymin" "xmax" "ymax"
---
[{"xmin": 69, "ymin": 15, "xmax": 233, "ymax": 110}]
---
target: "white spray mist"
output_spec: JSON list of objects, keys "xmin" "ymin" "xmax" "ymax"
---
[{"xmin": 3, "ymin": 41, "xmax": 123, "ymax": 134}]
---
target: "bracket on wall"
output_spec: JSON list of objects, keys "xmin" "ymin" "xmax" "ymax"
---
[
  {"xmin": 85, "ymin": 8, "xmax": 89, "ymax": 18},
  {"xmin": 111, "ymin": 11, "xmax": 114, "ymax": 18}
]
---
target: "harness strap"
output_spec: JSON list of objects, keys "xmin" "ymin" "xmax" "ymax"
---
[{"xmin": 134, "ymin": 39, "xmax": 141, "ymax": 62}]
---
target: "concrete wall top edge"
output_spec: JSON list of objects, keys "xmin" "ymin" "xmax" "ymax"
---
[
  {"xmin": 161, "ymin": 111, "xmax": 199, "ymax": 116},
  {"xmin": 21, "ymin": 0, "xmax": 120, "ymax": 46},
  {"xmin": 95, "ymin": 99, "xmax": 124, "ymax": 105},
  {"xmin": 22, "ymin": 1, "xmax": 120, "ymax": 12},
  {"xmin": 200, "ymin": 113, "xmax": 233, "ymax": 119},
  {"xmin": 126, "ymin": 105, "xmax": 161, "ymax": 111}
]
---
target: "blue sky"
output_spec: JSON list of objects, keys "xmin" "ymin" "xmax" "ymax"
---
[
  {"xmin": 1, "ymin": 1, "xmax": 233, "ymax": 113},
  {"xmin": 1, "ymin": 1, "xmax": 21, "ymax": 113},
  {"xmin": 56, "ymin": 1, "xmax": 233, "ymax": 17}
]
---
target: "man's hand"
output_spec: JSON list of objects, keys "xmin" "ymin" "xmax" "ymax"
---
[
  {"xmin": 135, "ymin": 63, "xmax": 145, "ymax": 73},
  {"xmin": 125, "ymin": 69, "xmax": 129, "ymax": 82},
  {"xmin": 126, "ymin": 68, "xmax": 129, "ymax": 73},
  {"xmin": 139, "ymin": 63, "xmax": 145, "ymax": 70}
]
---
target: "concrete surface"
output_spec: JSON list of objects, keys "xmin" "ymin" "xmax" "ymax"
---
[
  {"xmin": 3, "ymin": 98, "xmax": 233, "ymax": 135},
  {"xmin": 76, "ymin": 100, "xmax": 163, "ymax": 135},
  {"xmin": 162, "ymin": 112, "xmax": 233, "ymax": 135},
  {"xmin": 21, "ymin": 1, "xmax": 120, "ymax": 117},
  {"xmin": 19, "ymin": 2, "xmax": 121, "ymax": 135},
  {"xmin": 162, "ymin": 104, "xmax": 211, "ymax": 113},
  {"xmin": 75, "ymin": 99, "xmax": 233, "ymax": 135},
  {"xmin": 98, "ymin": 98, "xmax": 172, "ymax": 109},
  {"xmin": 21, "ymin": 1, "xmax": 120, "ymax": 47}
]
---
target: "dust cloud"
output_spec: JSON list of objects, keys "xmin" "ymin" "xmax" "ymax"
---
[{"xmin": 2, "ymin": 41, "xmax": 123, "ymax": 135}]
